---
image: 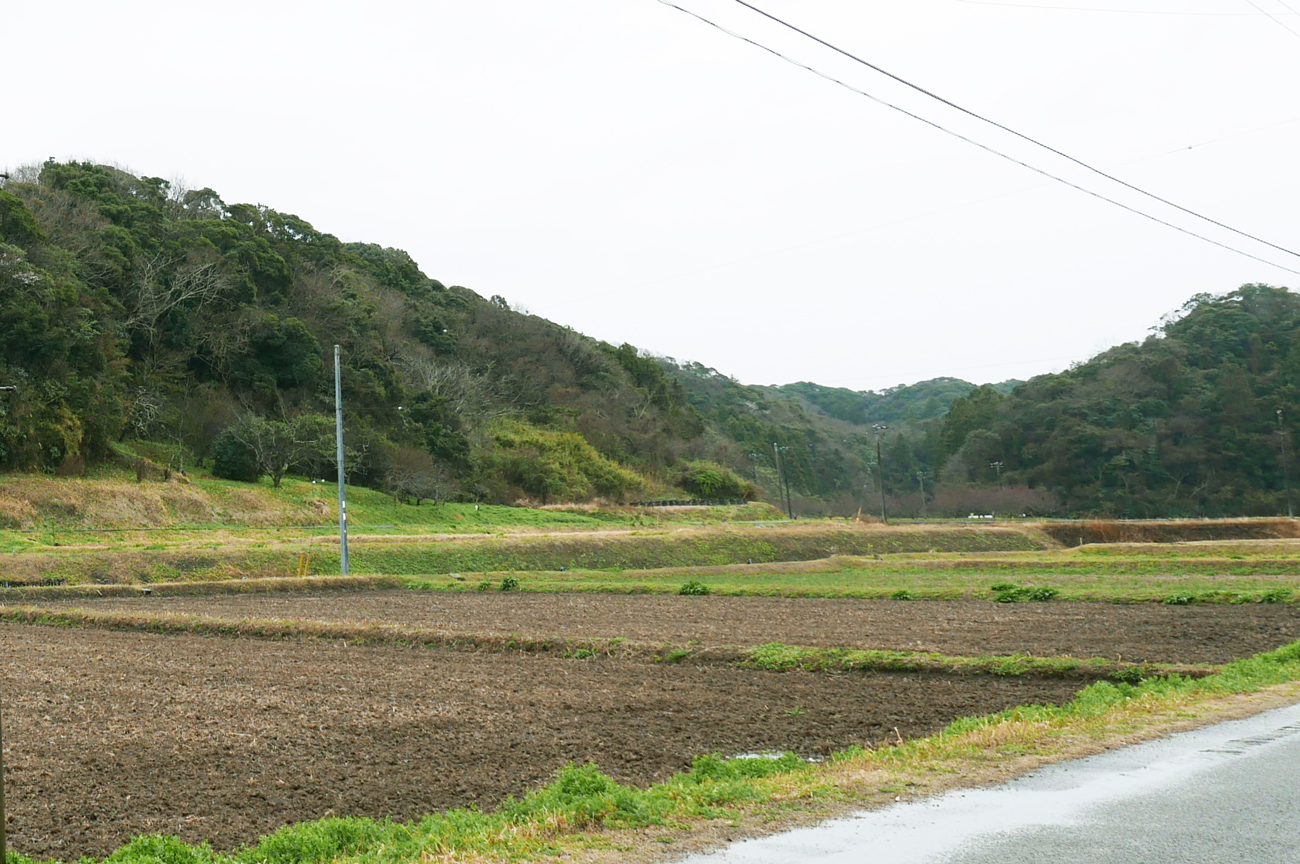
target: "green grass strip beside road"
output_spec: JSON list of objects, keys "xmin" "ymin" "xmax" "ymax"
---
[{"xmin": 16, "ymin": 639, "xmax": 1300, "ymax": 864}]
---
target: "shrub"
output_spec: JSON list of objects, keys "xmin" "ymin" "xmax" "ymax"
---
[
  {"xmin": 676, "ymin": 460, "xmax": 756, "ymax": 500},
  {"xmin": 500, "ymin": 575, "xmax": 520, "ymax": 592},
  {"xmin": 890, "ymin": 589, "xmax": 914, "ymax": 600},
  {"xmin": 209, "ymin": 428, "xmax": 261, "ymax": 482},
  {"xmin": 491, "ymin": 421, "xmax": 646, "ymax": 502},
  {"xmin": 991, "ymin": 583, "xmax": 1057, "ymax": 602},
  {"xmin": 678, "ymin": 579, "xmax": 711, "ymax": 596}
]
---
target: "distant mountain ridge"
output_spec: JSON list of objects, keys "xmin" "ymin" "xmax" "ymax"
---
[{"xmin": 765, "ymin": 378, "xmax": 1021, "ymax": 428}]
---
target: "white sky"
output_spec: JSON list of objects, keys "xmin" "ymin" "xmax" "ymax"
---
[{"xmin": 7, "ymin": 0, "xmax": 1300, "ymax": 391}]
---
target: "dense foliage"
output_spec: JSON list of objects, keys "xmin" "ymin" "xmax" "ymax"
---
[
  {"xmin": 937, "ymin": 285, "xmax": 1300, "ymax": 516},
  {"xmin": 2, "ymin": 161, "xmax": 1296, "ymax": 516}
]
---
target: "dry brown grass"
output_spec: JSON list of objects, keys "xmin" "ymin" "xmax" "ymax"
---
[
  {"xmin": 0, "ymin": 476, "xmax": 327, "ymax": 530},
  {"xmin": 1041, "ymin": 518, "xmax": 1300, "ymax": 546}
]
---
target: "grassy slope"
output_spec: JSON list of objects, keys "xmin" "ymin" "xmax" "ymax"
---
[{"xmin": 0, "ymin": 519, "xmax": 1045, "ymax": 587}]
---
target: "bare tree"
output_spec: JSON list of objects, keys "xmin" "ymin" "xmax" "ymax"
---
[
  {"xmin": 400, "ymin": 355, "xmax": 510, "ymax": 421},
  {"xmin": 127, "ymin": 254, "xmax": 232, "ymax": 348},
  {"xmin": 226, "ymin": 413, "xmax": 332, "ymax": 488},
  {"xmin": 383, "ymin": 447, "xmax": 454, "ymax": 505}
]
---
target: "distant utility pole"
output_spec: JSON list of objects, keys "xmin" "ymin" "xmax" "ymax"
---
[
  {"xmin": 989, "ymin": 461, "xmax": 1005, "ymax": 489},
  {"xmin": 1279, "ymin": 409, "xmax": 1294, "ymax": 519},
  {"xmin": 0, "ymin": 384, "xmax": 13, "ymax": 864},
  {"xmin": 872, "ymin": 424, "xmax": 889, "ymax": 524},
  {"xmin": 334, "ymin": 346, "xmax": 350, "ymax": 575},
  {"xmin": 773, "ymin": 443, "xmax": 793, "ymax": 519},
  {"xmin": 916, "ymin": 470, "xmax": 930, "ymax": 520}
]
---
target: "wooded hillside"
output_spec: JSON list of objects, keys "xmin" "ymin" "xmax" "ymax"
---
[{"xmin": 1, "ymin": 161, "xmax": 1295, "ymax": 517}]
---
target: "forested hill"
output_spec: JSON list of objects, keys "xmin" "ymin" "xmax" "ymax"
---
[
  {"xmin": 0, "ymin": 160, "xmax": 900, "ymax": 506},
  {"xmin": 0, "ymin": 161, "xmax": 1296, "ymax": 517},
  {"xmin": 933, "ymin": 285, "xmax": 1300, "ymax": 517}
]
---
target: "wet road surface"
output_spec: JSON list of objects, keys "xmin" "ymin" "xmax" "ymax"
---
[{"xmin": 680, "ymin": 699, "xmax": 1300, "ymax": 863}]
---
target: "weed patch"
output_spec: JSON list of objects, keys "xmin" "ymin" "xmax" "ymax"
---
[{"xmin": 991, "ymin": 583, "xmax": 1059, "ymax": 603}]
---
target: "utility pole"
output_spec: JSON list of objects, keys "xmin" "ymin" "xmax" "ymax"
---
[
  {"xmin": 1279, "ymin": 409, "xmax": 1294, "ymax": 519},
  {"xmin": 872, "ymin": 424, "xmax": 889, "ymax": 524},
  {"xmin": 334, "ymin": 347, "xmax": 350, "ymax": 575},
  {"xmin": 0, "ymin": 384, "xmax": 14, "ymax": 864},
  {"xmin": 773, "ymin": 443, "xmax": 793, "ymax": 519},
  {"xmin": 989, "ymin": 461, "xmax": 1004, "ymax": 489},
  {"xmin": 916, "ymin": 470, "xmax": 930, "ymax": 520}
]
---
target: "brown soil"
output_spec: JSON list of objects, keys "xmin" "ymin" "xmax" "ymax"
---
[
  {"xmin": 1, "ymin": 625, "xmax": 1081, "ymax": 860},
  {"xmin": 1040, "ymin": 517, "xmax": 1300, "ymax": 546},
  {"xmin": 36, "ymin": 591, "xmax": 1300, "ymax": 664}
]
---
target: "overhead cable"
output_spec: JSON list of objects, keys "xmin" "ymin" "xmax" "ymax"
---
[
  {"xmin": 1241, "ymin": 0, "xmax": 1300, "ymax": 40},
  {"xmin": 653, "ymin": 0, "xmax": 1300, "ymax": 276},
  {"xmin": 727, "ymin": 0, "xmax": 1300, "ymax": 261}
]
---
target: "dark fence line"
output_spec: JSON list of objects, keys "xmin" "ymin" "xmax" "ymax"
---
[{"xmin": 629, "ymin": 499, "xmax": 751, "ymax": 508}]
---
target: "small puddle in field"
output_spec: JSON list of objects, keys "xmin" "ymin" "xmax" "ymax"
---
[
  {"xmin": 681, "ymin": 701, "xmax": 1300, "ymax": 863},
  {"xmin": 729, "ymin": 752, "xmax": 822, "ymax": 763}
]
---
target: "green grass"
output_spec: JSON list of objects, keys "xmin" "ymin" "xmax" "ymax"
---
[
  {"xmin": 404, "ymin": 561, "xmax": 1300, "ymax": 604},
  {"xmin": 742, "ymin": 642, "xmax": 1212, "ymax": 682},
  {"xmin": 0, "ymin": 527, "xmax": 1043, "ymax": 587},
  {"xmin": 15, "ymin": 640, "xmax": 1300, "ymax": 864}
]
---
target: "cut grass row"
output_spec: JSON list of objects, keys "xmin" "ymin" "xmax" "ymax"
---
[
  {"xmin": 15, "ymin": 636, "xmax": 1300, "ymax": 864},
  {"xmin": 5, "ymin": 557, "xmax": 1299, "ymax": 604},
  {"xmin": 0, "ymin": 605, "xmax": 1205, "ymax": 682}
]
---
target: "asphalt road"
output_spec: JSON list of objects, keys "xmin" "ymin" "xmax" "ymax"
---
[{"xmin": 680, "ymin": 700, "xmax": 1300, "ymax": 863}]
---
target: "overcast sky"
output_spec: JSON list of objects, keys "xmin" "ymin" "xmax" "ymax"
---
[{"xmin": 8, "ymin": 0, "xmax": 1299, "ymax": 391}]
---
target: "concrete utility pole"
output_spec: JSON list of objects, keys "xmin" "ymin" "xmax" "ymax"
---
[
  {"xmin": 0, "ymin": 384, "xmax": 14, "ymax": 864},
  {"xmin": 916, "ymin": 470, "xmax": 930, "ymax": 520},
  {"xmin": 334, "ymin": 346, "xmax": 350, "ymax": 575},
  {"xmin": 989, "ymin": 460, "xmax": 1005, "ymax": 489},
  {"xmin": 1279, "ymin": 410, "xmax": 1294, "ymax": 519},
  {"xmin": 872, "ymin": 424, "xmax": 889, "ymax": 524},
  {"xmin": 773, "ymin": 443, "xmax": 794, "ymax": 519}
]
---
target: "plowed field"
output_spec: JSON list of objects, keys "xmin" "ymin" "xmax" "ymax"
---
[
  {"xmin": 33, "ymin": 591, "xmax": 1300, "ymax": 663},
  {"xmin": 2, "ymin": 624, "xmax": 1081, "ymax": 859}
]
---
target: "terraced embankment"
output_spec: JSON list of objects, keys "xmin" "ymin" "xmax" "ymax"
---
[{"xmin": 0, "ymin": 523, "xmax": 1045, "ymax": 585}]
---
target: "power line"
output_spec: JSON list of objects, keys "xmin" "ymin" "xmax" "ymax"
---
[
  {"xmin": 726, "ymin": 0, "xmax": 1300, "ymax": 263},
  {"xmin": 654, "ymin": 1, "xmax": 1300, "ymax": 276},
  {"xmin": 542, "ymin": 113, "xmax": 1300, "ymax": 312},
  {"xmin": 1241, "ymin": 0, "xmax": 1300, "ymax": 40}
]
